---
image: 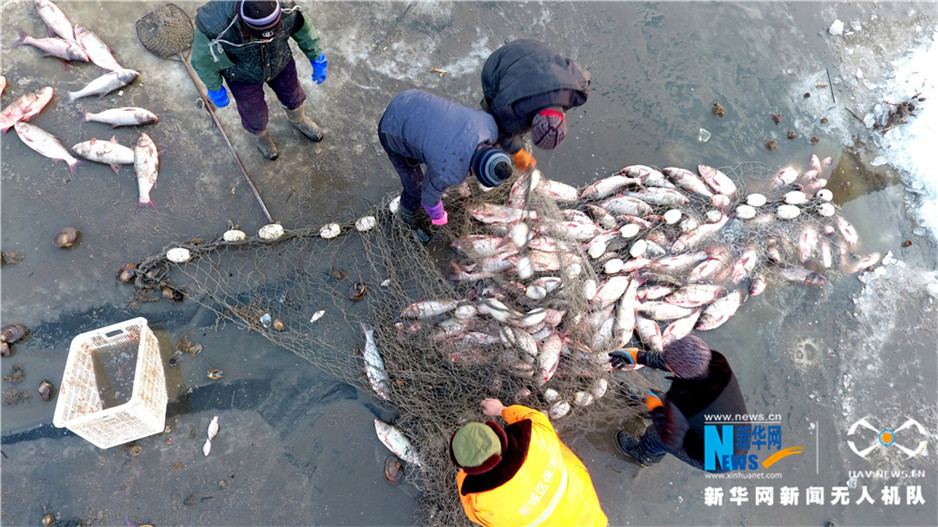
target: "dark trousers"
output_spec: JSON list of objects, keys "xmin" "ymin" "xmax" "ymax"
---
[
  {"xmin": 227, "ymin": 58, "xmax": 306, "ymax": 134},
  {"xmin": 377, "ymin": 126, "xmax": 424, "ymax": 213},
  {"xmin": 639, "ymin": 425, "xmax": 721, "ymax": 472}
]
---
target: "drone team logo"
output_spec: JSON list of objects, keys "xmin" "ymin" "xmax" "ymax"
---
[{"xmin": 847, "ymin": 417, "xmax": 928, "ymax": 459}]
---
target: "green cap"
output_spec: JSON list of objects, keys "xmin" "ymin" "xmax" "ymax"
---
[{"xmin": 452, "ymin": 422, "xmax": 501, "ymax": 468}]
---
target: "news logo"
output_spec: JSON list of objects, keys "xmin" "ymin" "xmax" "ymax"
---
[
  {"xmin": 847, "ymin": 417, "xmax": 927, "ymax": 459},
  {"xmin": 703, "ymin": 413, "xmax": 804, "ymax": 472}
]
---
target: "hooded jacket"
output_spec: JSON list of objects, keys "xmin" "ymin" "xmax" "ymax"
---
[
  {"xmin": 481, "ymin": 39, "xmax": 590, "ymax": 153},
  {"xmin": 651, "ymin": 350, "xmax": 748, "ymax": 465},
  {"xmin": 378, "ymin": 89, "xmax": 499, "ymax": 208},
  {"xmin": 456, "ymin": 405, "xmax": 608, "ymax": 527},
  {"xmin": 191, "ymin": 0, "xmax": 322, "ymax": 91}
]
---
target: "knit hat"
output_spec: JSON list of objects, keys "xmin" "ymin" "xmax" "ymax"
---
[
  {"xmin": 449, "ymin": 421, "xmax": 508, "ymax": 475},
  {"xmin": 530, "ymin": 108, "xmax": 567, "ymax": 150},
  {"xmin": 663, "ymin": 334, "xmax": 712, "ymax": 379},
  {"xmin": 240, "ymin": 0, "xmax": 282, "ymax": 38},
  {"xmin": 471, "ymin": 147, "xmax": 512, "ymax": 189}
]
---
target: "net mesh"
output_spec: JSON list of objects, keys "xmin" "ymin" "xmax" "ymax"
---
[
  {"xmin": 130, "ymin": 158, "xmax": 868, "ymax": 526},
  {"xmin": 135, "ymin": 3, "xmax": 195, "ymax": 59}
]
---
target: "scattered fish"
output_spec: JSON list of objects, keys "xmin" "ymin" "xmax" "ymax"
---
[
  {"xmin": 13, "ymin": 121, "xmax": 81, "ymax": 177},
  {"xmin": 309, "ymin": 310, "xmax": 325, "ymax": 323},
  {"xmin": 374, "ymin": 419, "xmax": 421, "ymax": 467},
  {"xmin": 73, "ymin": 24, "xmax": 122, "ymax": 71},
  {"xmin": 67, "ymin": 68, "xmax": 138, "ymax": 102},
  {"xmin": 133, "ymin": 132, "xmax": 159, "ymax": 211},
  {"xmin": 1, "ymin": 86, "xmax": 54, "ymax": 133},
  {"xmin": 207, "ymin": 415, "xmax": 219, "ymax": 440},
  {"xmin": 34, "ymin": 0, "xmax": 77, "ymax": 43},
  {"xmin": 72, "ymin": 136, "xmax": 134, "ymax": 172},
  {"xmin": 361, "ymin": 322, "xmax": 391, "ymax": 401},
  {"xmin": 14, "ymin": 29, "xmax": 89, "ymax": 62},
  {"xmin": 81, "ymin": 107, "xmax": 158, "ymax": 127}
]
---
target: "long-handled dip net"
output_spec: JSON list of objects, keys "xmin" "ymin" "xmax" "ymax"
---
[{"xmin": 131, "ymin": 156, "xmax": 878, "ymax": 526}]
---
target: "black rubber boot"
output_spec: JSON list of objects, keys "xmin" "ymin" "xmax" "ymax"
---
[
  {"xmin": 615, "ymin": 430, "xmax": 663, "ymax": 468},
  {"xmin": 284, "ymin": 105, "xmax": 324, "ymax": 142},
  {"xmin": 252, "ymin": 129, "xmax": 279, "ymax": 161},
  {"xmin": 398, "ymin": 206, "xmax": 430, "ymax": 244}
]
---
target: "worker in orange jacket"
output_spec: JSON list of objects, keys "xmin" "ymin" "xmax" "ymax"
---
[{"xmin": 449, "ymin": 398, "xmax": 608, "ymax": 527}]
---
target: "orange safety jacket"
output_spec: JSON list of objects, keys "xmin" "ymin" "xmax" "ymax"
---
[{"xmin": 456, "ymin": 405, "xmax": 608, "ymax": 527}]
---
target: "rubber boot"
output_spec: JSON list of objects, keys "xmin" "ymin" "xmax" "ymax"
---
[
  {"xmin": 253, "ymin": 129, "xmax": 279, "ymax": 161},
  {"xmin": 284, "ymin": 105, "xmax": 324, "ymax": 142},
  {"xmin": 398, "ymin": 206, "xmax": 430, "ymax": 244},
  {"xmin": 615, "ymin": 430, "xmax": 663, "ymax": 468}
]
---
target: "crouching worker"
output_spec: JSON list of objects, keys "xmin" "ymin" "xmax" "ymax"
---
[
  {"xmin": 481, "ymin": 39, "xmax": 591, "ymax": 171},
  {"xmin": 378, "ymin": 89, "xmax": 513, "ymax": 243},
  {"xmin": 608, "ymin": 334, "xmax": 748, "ymax": 472},
  {"xmin": 450, "ymin": 398, "xmax": 608, "ymax": 527}
]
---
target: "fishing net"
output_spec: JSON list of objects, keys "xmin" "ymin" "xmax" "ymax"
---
[
  {"xmin": 130, "ymin": 156, "xmax": 874, "ymax": 526},
  {"xmin": 135, "ymin": 3, "xmax": 195, "ymax": 59}
]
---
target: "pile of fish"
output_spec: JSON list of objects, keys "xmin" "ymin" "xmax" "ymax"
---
[
  {"xmin": 374, "ymin": 156, "xmax": 878, "ymax": 422},
  {"xmin": 2, "ymin": 0, "xmax": 160, "ymax": 210}
]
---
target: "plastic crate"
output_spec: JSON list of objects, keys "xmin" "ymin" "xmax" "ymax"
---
[{"xmin": 53, "ymin": 317, "xmax": 167, "ymax": 449}]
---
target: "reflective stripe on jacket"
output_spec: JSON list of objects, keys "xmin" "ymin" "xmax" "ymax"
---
[{"xmin": 457, "ymin": 405, "xmax": 608, "ymax": 527}]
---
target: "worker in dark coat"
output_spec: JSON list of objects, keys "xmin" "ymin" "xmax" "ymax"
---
[
  {"xmin": 191, "ymin": 0, "xmax": 328, "ymax": 160},
  {"xmin": 378, "ymin": 89, "xmax": 513, "ymax": 241},
  {"xmin": 609, "ymin": 334, "xmax": 749, "ymax": 472},
  {"xmin": 481, "ymin": 39, "xmax": 591, "ymax": 171}
]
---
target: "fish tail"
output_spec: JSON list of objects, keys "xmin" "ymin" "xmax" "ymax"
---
[
  {"xmin": 67, "ymin": 92, "xmax": 78, "ymax": 103},
  {"xmin": 110, "ymin": 164, "xmax": 120, "ymax": 174},
  {"xmin": 135, "ymin": 200, "xmax": 156, "ymax": 213},
  {"xmin": 68, "ymin": 159, "xmax": 80, "ymax": 178},
  {"xmin": 360, "ymin": 321, "xmax": 371, "ymax": 333},
  {"xmin": 14, "ymin": 29, "xmax": 28, "ymax": 47}
]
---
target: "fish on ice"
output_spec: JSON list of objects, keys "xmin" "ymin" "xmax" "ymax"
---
[
  {"xmin": 81, "ymin": 107, "xmax": 158, "ymax": 127},
  {"xmin": 360, "ymin": 322, "xmax": 391, "ymax": 401},
  {"xmin": 71, "ymin": 136, "xmax": 134, "ymax": 173},
  {"xmin": 14, "ymin": 30, "xmax": 89, "ymax": 62},
  {"xmin": 67, "ymin": 68, "xmax": 139, "ymax": 102},
  {"xmin": 1, "ymin": 86, "xmax": 54, "ymax": 133},
  {"xmin": 374, "ymin": 419, "xmax": 421, "ymax": 467},
  {"xmin": 133, "ymin": 132, "xmax": 159, "ymax": 211},
  {"xmin": 14, "ymin": 121, "xmax": 80, "ymax": 177},
  {"xmin": 73, "ymin": 24, "xmax": 122, "ymax": 72}
]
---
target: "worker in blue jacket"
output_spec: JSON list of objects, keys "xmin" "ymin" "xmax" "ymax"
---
[{"xmin": 379, "ymin": 89, "xmax": 513, "ymax": 241}]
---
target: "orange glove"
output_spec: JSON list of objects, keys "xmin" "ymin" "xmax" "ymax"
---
[
  {"xmin": 645, "ymin": 391, "xmax": 663, "ymax": 412},
  {"xmin": 512, "ymin": 149, "xmax": 536, "ymax": 171}
]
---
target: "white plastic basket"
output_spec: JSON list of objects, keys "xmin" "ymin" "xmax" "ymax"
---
[{"xmin": 53, "ymin": 317, "xmax": 167, "ymax": 449}]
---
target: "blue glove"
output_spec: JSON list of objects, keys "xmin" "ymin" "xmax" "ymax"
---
[
  {"xmin": 207, "ymin": 87, "xmax": 229, "ymax": 108},
  {"xmin": 311, "ymin": 54, "xmax": 328, "ymax": 84}
]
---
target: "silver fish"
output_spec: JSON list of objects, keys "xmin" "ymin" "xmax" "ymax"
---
[
  {"xmin": 591, "ymin": 275, "xmax": 632, "ymax": 309},
  {"xmin": 374, "ymin": 419, "xmax": 421, "ymax": 467},
  {"xmin": 536, "ymin": 177, "xmax": 579, "ymax": 203},
  {"xmin": 72, "ymin": 136, "xmax": 134, "ymax": 173},
  {"xmin": 798, "ymin": 224, "xmax": 819, "ymax": 262},
  {"xmin": 207, "ymin": 415, "xmax": 219, "ymax": 440},
  {"xmin": 665, "ymin": 284, "xmax": 724, "ymax": 308},
  {"xmin": 34, "ymin": 0, "xmax": 75, "ymax": 42},
  {"xmin": 624, "ymin": 188, "xmax": 690, "ymax": 207},
  {"xmin": 639, "ymin": 301, "xmax": 698, "ymax": 321},
  {"xmin": 67, "ymin": 68, "xmax": 138, "ymax": 102},
  {"xmin": 541, "ymin": 221, "xmax": 605, "ymax": 242},
  {"xmin": 697, "ymin": 164, "xmax": 738, "ymax": 197},
  {"xmin": 466, "ymin": 202, "xmax": 537, "ymax": 224},
  {"xmin": 670, "ymin": 214, "xmax": 729, "ymax": 253},
  {"xmin": 14, "ymin": 30, "xmax": 89, "ymax": 62},
  {"xmin": 663, "ymin": 167, "xmax": 714, "ymax": 197},
  {"xmin": 82, "ymin": 107, "xmax": 158, "ymax": 127},
  {"xmin": 635, "ymin": 315, "xmax": 663, "ymax": 352},
  {"xmin": 662, "ymin": 310, "xmax": 701, "ymax": 346},
  {"xmin": 623, "ymin": 165, "xmax": 675, "ymax": 189},
  {"xmin": 728, "ymin": 247, "xmax": 759, "ymax": 285},
  {"xmin": 842, "ymin": 252, "xmax": 881, "ymax": 274},
  {"xmin": 771, "ymin": 165, "xmax": 799, "ymax": 189},
  {"xmin": 14, "ymin": 121, "xmax": 80, "ymax": 177},
  {"xmin": 580, "ymin": 174, "xmax": 642, "ymax": 200},
  {"xmin": 613, "ymin": 278, "xmax": 640, "ymax": 347},
  {"xmin": 537, "ymin": 333, "xmax": 562, "ymax": 385},
  {"xmin": 696, "ymin": 289, "xmax": 744, "ymax": 330},
  {"xmin": 646, "ymin": 251, "xmax": 709, "ymax": 274},
  {"xmin": 598, "ymin": 195, "xmax": 654, "ymax": 216},
  {"xmin": 400, "ymin": 298, "xmax": 460, "ymax": 319},
  {"xmin": 73, "ymin": 24, "xmax": 122, "ymax": 72},
  {"xmin": 360, "ymin": 322, "xmax": 391, "ymax": 401},
  {"xmin": 584, "ymin": 204, "xmax": 618, "ymax": 229},
  {"xmin": 1, "ymin": 86, "xmax": 54, "ymax": 133},
  {"xmin": 133, "ymin": 132, "xmax": 159, "ymax": 211},
  {"xmin": 834, "ymin": 215, "xmax": 859, "ymax": 246}
]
